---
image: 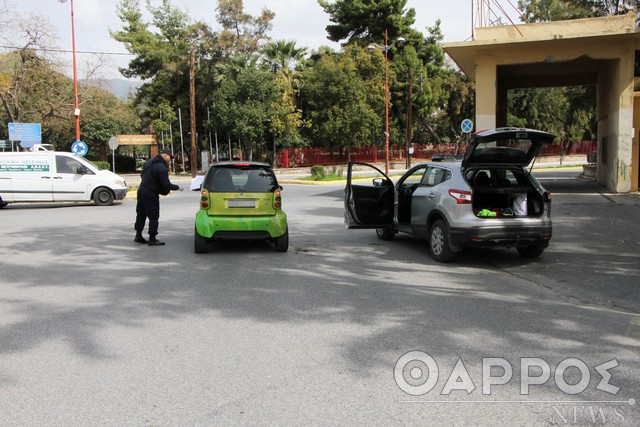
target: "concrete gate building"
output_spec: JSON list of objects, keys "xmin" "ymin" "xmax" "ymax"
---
[{"xmin": 443, "ymin": 12, "xmax": 640, "ymax": 193}]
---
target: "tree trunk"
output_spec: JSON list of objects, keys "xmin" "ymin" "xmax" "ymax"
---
[{"xmin": 417, "ymin": 116, "xmax": 443, "ymax": 145}]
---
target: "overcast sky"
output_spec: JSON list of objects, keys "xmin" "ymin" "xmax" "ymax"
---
[{"xmin": 6, "ymin": 0, "xmax": 519, "ymax": 80}]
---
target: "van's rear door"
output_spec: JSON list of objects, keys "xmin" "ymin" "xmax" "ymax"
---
[{"xmin": 9, "ymin": 152, "xmax": 53, "ymax": 202}]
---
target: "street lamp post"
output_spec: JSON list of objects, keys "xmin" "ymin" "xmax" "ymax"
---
[
  {"xmin": 58, "ymin": 0, "xmax": 81, "ymax": 143},
  {"xmin": 369, "ymin": 31, "xmax": 405, "ymax": 175}
]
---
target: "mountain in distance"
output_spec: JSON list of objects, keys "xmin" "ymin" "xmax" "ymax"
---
[{"xmin": 86, "ymin": 78, "xmax": 142, "ymax": 99}]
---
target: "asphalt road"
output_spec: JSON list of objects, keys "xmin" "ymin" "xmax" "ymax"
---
[{"xmin": 0, "ymin": 169, "xmax": 638, "ymax": 426}]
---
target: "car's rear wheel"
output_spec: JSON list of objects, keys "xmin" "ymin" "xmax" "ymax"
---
[
  {"xmin": 194, "ymin": 227, "xmax": 208, "ymax": 254},
  {"xmin": 92, "ymin": 187, "xmax": 114, "ymax": 206},
  {"xmin": 376, "ymin": 228, "xmax": 396, "ymax": 241},
  {"xmin": 429, "ymin": 220, "xmax": 456, "ymax": 263},
  {"xmin": 274, "ymin": 227, "xmax": 289, "ymax": 252},
  {"xmin": 0, "ymin": 198, "xmax": 8, "ymax": 208},
  {"xmin": 516, "ymin": 245, "xmax": 545, "ymax": 258}
]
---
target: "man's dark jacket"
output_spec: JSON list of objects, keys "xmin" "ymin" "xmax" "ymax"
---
[{"xmin": 139, "ymin": 155, "xmax": 179, "ymax": 196}]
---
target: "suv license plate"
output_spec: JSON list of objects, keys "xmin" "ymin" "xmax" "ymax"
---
[{"xmin": 228, "ymin": 199, "xmax": 256, "ymax": 208}]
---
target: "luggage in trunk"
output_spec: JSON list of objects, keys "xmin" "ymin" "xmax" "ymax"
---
[{"xmin": 470, "ymin": 169, "xmax": 543, "ymax": 218}]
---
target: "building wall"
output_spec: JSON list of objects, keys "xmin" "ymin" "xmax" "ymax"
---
[{"xmin": 633, "ymin": 95, "xmax": 640, "ymax": 192}]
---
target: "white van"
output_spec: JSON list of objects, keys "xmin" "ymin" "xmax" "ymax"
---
[{"xmin": 0, "ymin": 151, "xmax": 128, "ymax": 207}]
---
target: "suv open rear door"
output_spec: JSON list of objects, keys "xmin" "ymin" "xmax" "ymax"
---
[
  {"xmin": 344, "ymin": 162, "xmax": 394, "ymax": 229},
  {"xmin": 462, "ymin": 128, "xmax": 555, "ymax": 168}
]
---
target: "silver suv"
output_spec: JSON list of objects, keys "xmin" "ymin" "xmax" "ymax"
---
[{"xmin": 344, "ymin": 128, "xmax": 554, "ymax": 262}]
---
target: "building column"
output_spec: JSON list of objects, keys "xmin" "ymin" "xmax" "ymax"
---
[{"xmin": 475, "ymin": 55, "xmax": 498, "ymax": 130}]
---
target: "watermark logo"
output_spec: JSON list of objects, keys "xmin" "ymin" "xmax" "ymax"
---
[
  {"xmin": 394, "ymin": 351, "xmax": 622, "ymax": 397},
  {"xmin": 393, "ymin": 351, "xmax": 636, "ymax": 424}
]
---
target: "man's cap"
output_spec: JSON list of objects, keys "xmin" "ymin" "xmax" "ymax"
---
[{"xmin": 160, "ymin": 148, "xmax": 174, "ymax": 159}]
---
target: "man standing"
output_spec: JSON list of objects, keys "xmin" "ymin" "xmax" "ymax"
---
[{"xmin": 134, "ymin": 148, "xmax": 180, "ymax": 246}]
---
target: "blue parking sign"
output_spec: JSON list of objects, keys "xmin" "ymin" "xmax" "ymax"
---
[{"xmin": 461, "ymin": 119, "xmax": 474, "ymax": 134}]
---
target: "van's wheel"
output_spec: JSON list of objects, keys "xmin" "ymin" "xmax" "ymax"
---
[
  {"xmin": 429, "ymin": 220, "xmax": 456, "ymax": 263},
  {"xmin": 274, "ymin": 227, "xmax": 289, "ymax": 252},
  {"xmin": 0, "ymin": 200, "xmax": 7, "ymax": 209},
  {"xmin": 194, "ymin": 227, "xmax": 208, "ymax": 254},
  {"xmin": 517, "ymin": 245, "xmax": 545, "ymax": 258},
  {"xmin": 376, "ymin": 228, "xmax": 396, "ymax": 241},
  {"xmin": 93, "ymin": 187, "xmax": 114, "ymax": 206}
]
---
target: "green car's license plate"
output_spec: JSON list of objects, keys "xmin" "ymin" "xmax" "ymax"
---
[{"xmin": 228, "ymin": 198, "xmax": 256, "ymax": 208}]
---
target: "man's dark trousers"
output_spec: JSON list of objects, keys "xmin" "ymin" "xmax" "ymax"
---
[{"xmin": 135, "ymin": 188, "xmax": 160, "ymax": 237}]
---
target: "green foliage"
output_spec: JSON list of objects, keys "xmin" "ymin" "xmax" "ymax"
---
[
  {"xmin": 300, "ymin": 45, "xmax": 382, "ymax": 149},
  {"xmin": 209, "ymin": 64, "xmax": 279, "ymax": 159},
  {"xmin": 507, "ymin": 86, "xmax": 596, "ymax": 144},
  {"xmin": 261, "ymin": 40, "xmax": 307, "ymax": 148},
  {"xmin": 319, "ymin": 0, "xmax": 416, "ymax": 46},
  {"xmin": 310, "ymin": 165, "xmax": 325, "ymax": 179},
  {"xmin": 217, "ymin": 0, "xmax": 275, "ymax": 58},
  {"xmin": 306, "ymin": 165, "xmax": 345, "ymax": 181},
  {"xmin": 518, "ymin": 0, "xmax": 635, "ymax": 22},
  {"xmin": 80, "ymin": 85, "xmax": 140, "ymax": 158},
  {"xmin": 92, "ymin": 161, "xmax": 111, "ymax": 170}
]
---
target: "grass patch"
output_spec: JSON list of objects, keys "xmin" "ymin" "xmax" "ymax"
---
[
  {"xmin": 306, "ymin": 165, "xmax": 345, "ymax": 181},
  {"xmin": 302, "ymin": 173, "xmax": 346, "ymax": 182}
]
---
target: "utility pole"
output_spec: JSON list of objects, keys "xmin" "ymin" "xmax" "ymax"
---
[
  {"xmin": 406, "ymin": 65, "xmax": 413, "ymax": 169},
  {"xmin": 189, "ymin": 47, "xmax": 197, "ymax": 178},
  {"xmin": 178, "ymin": 108, "xmax": 185, "ymax": 173}
]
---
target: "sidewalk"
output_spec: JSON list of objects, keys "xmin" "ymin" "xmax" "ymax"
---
[{"xmin": 120, "ymin": 154, "xmax": 589, "ymax": 188}]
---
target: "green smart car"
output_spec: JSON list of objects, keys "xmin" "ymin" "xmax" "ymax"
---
[{"xmin": 194, "ymin": 161, "xmax": 288, "ymax": 253}]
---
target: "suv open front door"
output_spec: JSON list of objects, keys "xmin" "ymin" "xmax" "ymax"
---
[{"xmin": 344, "ymin": 162, "xmax": 394, "ymax": 229}]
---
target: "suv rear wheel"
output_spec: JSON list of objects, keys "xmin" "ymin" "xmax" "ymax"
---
[
  {"xmin": 516, "ymin": 245, "xmax": 545, "ymax": 258},
  {"xmin": 429, "ymin": 220, "xmax": 456, "ymax": 263}
]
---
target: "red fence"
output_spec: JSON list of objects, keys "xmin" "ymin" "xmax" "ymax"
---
[{"xmin": 276, "ymin": 141, "xmax": 596, "ymax": 168}]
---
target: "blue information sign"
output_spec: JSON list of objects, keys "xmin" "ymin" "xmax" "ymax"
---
[
  {"xmin": 71, "ymin": 140, "xmax": 88, "ymax": 157},
  {"xmin": 8, "ymin": 123, "xmax": 42, "ymax": 143}
]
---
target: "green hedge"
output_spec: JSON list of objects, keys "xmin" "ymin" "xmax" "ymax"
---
[
  {"xmin": 108, "ymin": 155, "xmax": 137, "ymax": 173},
  {"xmin": 92, "ymin": 161, "xmax": 110, "ymax": 170}
]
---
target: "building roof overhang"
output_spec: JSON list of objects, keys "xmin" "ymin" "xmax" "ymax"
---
[{"xmin": 442, "ymin": 12, "xmax": 640, "ymax": 81}]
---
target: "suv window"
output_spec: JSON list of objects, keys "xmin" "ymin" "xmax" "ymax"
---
[
  {"xmin": 422, "ymin": 166, "xmax": 451, "ymax": 187},
  {"xmin": 401, "ymin": 167, "xmax": 427, "ymax": 187},
  {"xmin": 206, "ymin": 165, "xmax": 278, "ymax": 192}
]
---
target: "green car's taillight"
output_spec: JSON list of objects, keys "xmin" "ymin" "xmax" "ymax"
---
[
  {"xmin": 200, "ymin": 189, "xmax": 210, "ymax": 209},
  {"xmin": 274, "ymin": 189, "xmax": 282, "ymax": 209}
]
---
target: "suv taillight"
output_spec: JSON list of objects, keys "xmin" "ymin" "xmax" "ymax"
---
[
  {"xmin": 200, "ymin": 189, "xmax": 210, "ymax": 209},
  {"xmin": 543, "ymin": 191, "xmax": 551, "ymax": 204},
  {"xmin": 449, "ymin": 189, "xmax": 472, "ymax": 204},
  {"xmin": 274, "ymin": 189, "xmax": 282, "ymax": 209}
]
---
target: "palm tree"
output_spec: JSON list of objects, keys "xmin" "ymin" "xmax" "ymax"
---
[{"xmin": 261, "ymin": 39, "xmax": 307, "ymax": 73}]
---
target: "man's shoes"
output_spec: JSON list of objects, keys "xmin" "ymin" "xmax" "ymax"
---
[
  {"xmin": 134, "ymin": 235, "xmax": 148, "ymax": 244},
  {"xmin": 148, "ymin": 238, "xmax": 165, "ymax": 246}
]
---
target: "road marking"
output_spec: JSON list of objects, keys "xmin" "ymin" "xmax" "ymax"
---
[{"xmin": 575, "ymin": 304, "xmax": 640, "ymax": 318}]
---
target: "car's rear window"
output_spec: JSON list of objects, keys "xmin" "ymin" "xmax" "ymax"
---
[{"xmin": 205, "ymin": 165, "xmax": 278, "ymax": 192}]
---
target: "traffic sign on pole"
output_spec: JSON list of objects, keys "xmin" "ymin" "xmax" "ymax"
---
[
  {"xmin": 461, "ymin": 119, "xmax": 474, "ymax": 134},
  {"xmin": 71, "ymin": 140, "xmax": 88, "ymax": 157}
]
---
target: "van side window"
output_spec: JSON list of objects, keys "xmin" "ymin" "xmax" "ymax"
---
[{"xmin": 56, "ymin": 156, "xmax": 91, "ymax": 175}]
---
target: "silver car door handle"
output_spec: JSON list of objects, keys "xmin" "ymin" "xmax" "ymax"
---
[
  {"xmin": 428, "ymin": 193, "xmax": 436, "ymax": 199},
  {"xmin": 41, "ymin": 176, "xmax": 51, "ymax": 179},
  {"xmin": 53, "ymin": 176, "xmax": 63, "ymax": 179}
]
